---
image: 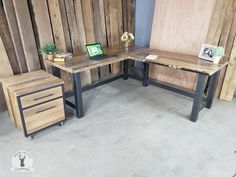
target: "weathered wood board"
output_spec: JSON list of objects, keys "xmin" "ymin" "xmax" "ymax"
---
[
  {"xmin": 104, "ymin": 0, "xmax": 123, "ymax": 75},
  {"xmin": 81, "ymin": 0, "xmax": 99, "ymax": 82},
  {"xmin": 220, "ymin": 33, "xmax": 236, "ymax": 100},
  {"xmin": 30, "ymin": 0, "xmax": 54, "ymax": 73},
  {"xmin": 12, "ymin": 0, "xmax": 40, "ymax": 72},
  {"xmin": 0, "ymin": 3, "xmax": 20, "ymax": 75},
  {"xmin": 92, "ymin": 0, "xmax": 110, "ymax": 78},
  {"xmin": 48, "ymin": 0, "xmax": 73, "ymax": 90},
  {"xmin": 2, "ymin": 0, "xmax": 28, "ymax": 73},
  {"xmin": 150, "ymin": 0, "xmax": 216, "ymax": 90},
  {"xmin": 0, "ymin": 35, "xmax": 13, "ymax": 112}
]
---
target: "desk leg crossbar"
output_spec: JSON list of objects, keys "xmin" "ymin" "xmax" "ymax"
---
[
  {"xmin": 127, "ymin": 62, "xmax": 220, "ymax": 122},
  {"xmin": 52, "ymin": 61, "xmax": 220, "ymax": 122}
]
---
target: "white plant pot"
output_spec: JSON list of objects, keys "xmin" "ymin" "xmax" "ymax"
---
[{"xmin": 213, "ymin": 56, "xmax": 221, "ymax": 64}]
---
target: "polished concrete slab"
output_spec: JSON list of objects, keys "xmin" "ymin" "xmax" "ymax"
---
[{"xmin": 0, "ymin": 78, "xmax": 236, "ymax": 177}]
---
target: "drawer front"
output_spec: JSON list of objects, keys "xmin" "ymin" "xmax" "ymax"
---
[
  {"xmin": 21, "ymin": 86, "xmax": 62, "ymax": 108},
  {"xmin": 23, "ymin": 98, "xmax": 65, "ymax": 134}
]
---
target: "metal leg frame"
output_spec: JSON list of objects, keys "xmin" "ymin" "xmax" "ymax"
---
[
  {"xmin": 52, "ymin": 66, "xmax": 61, "ymax": 78},
  {"xmin": 73, "ymin": 73, "xmax": 84, "ymax": 118},
  {"xmin": 143, "ymin": 62, "xmax": 149, "ymax": 87},
  {"xmin": 123, "ymin": 59, "xmax": 129, "ymax": 80},
  {"xmin": 190, "ymin": 73, "xmax": 207, "ymax": 122},
  {"xmin": 205, "ymin": 71, "xmax": 220, "ymax": 109}
]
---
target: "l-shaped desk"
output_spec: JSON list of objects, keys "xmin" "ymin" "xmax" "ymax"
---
[{"xmin": 46, "ymin": 46, "xmax": 228, "ymax": 122}]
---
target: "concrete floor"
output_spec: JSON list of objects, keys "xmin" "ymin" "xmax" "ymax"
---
[{"xmin": 0, "ymin": 78, "xmax": 236, "ymax": 177}]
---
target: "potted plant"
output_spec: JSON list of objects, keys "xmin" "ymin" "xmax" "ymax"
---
[
  {"xmin": 39, "ymin": 43, "xmax": 58, "ymax": 61},
  {"xmin": 212, "ymin": 46, "xmax": 225, "ymax": 64},
  {"xmin": 121, "ymin": 32, "xmax": 134, "ymax": 50}
]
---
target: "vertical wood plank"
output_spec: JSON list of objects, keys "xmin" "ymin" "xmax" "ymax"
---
[
  {"xmin": 12, "ymin": 0, "xmax": 41, "ymax": 71},
  {"xmin": 30, "ymin": 0, "xmax": 54, "ymax": 73},
  {"xmin": 81, "ymin": 0, "xmax": 99, "ymax": 82},
  {"xmin": 92, "ymin": 0, "xmax": 110, "ymax": 78},
  {"xmin": 219, "ymin": 35, "xmax": 236, "ymax": 101},
  {"xmin": 58, "ymin": 0, "xmax": 72, "ymax": 52},
  {"xmin": 2, "ymin": 0, "xmax": 28, "ymax": 73},
  {"xmin": 214, "ymin": 0, "xmax": 236, "ymax": 96},
  {"xmin": 48, "ymin": 0, "xmax": 73, "ymax": 91},
  {"xmin": 0, "ymin": 3, "xmax": 20, "ymax": 74},
  {"xmin": 104, "ymin": 0, "xmax": 123, "ymax": 75},
  {"xmin": 122, "ymin": 0, "xmax": 135, "ymax": 34},
  {"xmin": 0, "ymin": 35, "xmax": 13, "ymax": 112},
  {"xmin": 73, "ymin": 0, "xmax": 92, "ymax": 86},
  {"xmin": 65, "ymin": 0, "xmax": 81, "ymax": 55},
  {"xmin": 206, "ymin": 0, "xmax": 230, "ymax": 45}
]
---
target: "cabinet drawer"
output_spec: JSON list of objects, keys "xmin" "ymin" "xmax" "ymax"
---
[
  {"xmin": 21, "ymin": 86, "xmax": 62, "ymax": 108},
  {"xmin": 23, "ymin": 98, "xmax": 65, "ymax": 134}
]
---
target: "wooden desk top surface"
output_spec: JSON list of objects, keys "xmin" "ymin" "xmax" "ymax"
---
[
  {"xmin": 46, "ymin": 46, "xmax": 228, "ymax": 76},
  {"xmin": 2, "ymin": 70, "xmax": 63, "ymax": 96}
]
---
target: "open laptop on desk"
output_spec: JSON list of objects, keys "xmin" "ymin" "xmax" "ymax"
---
[{"xmin": 85, "ymin": 43, "xmax": 116, "ymax": 60}]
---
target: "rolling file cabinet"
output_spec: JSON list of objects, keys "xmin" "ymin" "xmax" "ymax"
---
[{"xmin": 2, "ymin": 70, "xmax": 66, "ymax": 138}]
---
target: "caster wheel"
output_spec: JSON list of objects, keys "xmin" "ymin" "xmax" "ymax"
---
[
  {"xmin": 59, "ymin": 122, "xmax": 64, "ymax": 126},
  {"xmin": 27, "ymin": 135, "xmax": 33, "ymax": 140}
]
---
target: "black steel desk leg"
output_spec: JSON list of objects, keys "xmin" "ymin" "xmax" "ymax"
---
[
  {"xmin": 123, "ymin": 60, "xmax": 129, "ymax": 80},
  {"xmin": 73, "ymin": 72, "xmax": 84, "ymax": 118},
  {"xmin": 52, "ymin": 66, "xmax": 61, "ymax": 78},
  {"xmin": 205, "ymin": 71, "xmax": 220, "ymax": 109},
  {"xmin": 190, "ymin": 73, "xmax": 207, "ymax": 122},
  {"xmin": 143, "ymin": 62, "xmax": 149, "ymax": 87}
]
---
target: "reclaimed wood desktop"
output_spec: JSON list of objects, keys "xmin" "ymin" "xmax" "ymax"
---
[{"xmin": 46, "ymin": 47, "xmax": 228, "ymax": 122}]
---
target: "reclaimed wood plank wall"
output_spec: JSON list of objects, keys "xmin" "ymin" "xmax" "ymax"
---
[
  {"xmin": 206, "ymin": 0, "xmax": 236, "ymax": 101},
  {"xmin": 0, "ymin": 0, "xmax": 135, "ymax": 112}
]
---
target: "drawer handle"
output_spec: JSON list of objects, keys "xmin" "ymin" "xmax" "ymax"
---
[
  {"xmin": 36, "ymin": 106, "xmax": 56, "ymax": 114},
  {"xmin": 33, "ymin": 94, "xmax": 54, "ymax": 101}
]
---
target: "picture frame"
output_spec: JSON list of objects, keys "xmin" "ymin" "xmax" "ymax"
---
[{"xmin": 198, "ymin": 44, "xmax": 216, "ymax": 61}]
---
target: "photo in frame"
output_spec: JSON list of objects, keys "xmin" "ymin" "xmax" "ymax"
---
[{"xmin": 198, "ymin": 44, "xmax": 217, "ymax": 61}]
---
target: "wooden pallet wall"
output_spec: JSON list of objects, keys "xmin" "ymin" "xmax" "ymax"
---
[{"xmin": 0, "ymin": 0, "xmax": 135, "ymax": 112}]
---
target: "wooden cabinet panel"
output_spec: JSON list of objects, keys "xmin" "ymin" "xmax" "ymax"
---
[
  {"xmin": 23, "ymin": 98, "xmax": 65, "ymax": 134},
  {"xmin": 20, "ymin": 86, "xmax": 62, "ymax": 108}
]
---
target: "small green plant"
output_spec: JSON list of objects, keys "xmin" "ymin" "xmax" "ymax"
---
[
  {"xmin": 39, "ymin": 43, "xmax": 58, "ymax": 55},
  {"xmin": 212, "ymin": 47, "xmax": 225, "ymax": 57}
]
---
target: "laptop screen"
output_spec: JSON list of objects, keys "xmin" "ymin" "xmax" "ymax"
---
[{"xmin": 86, "ymin": 43, "xmax": 104, "ymax": 57}]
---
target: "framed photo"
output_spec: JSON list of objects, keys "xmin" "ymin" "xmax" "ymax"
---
[{"xmin": 198, "ymin": 44, "xmax": 216, "ymax": 61}]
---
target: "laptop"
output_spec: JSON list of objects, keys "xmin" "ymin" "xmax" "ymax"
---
[{"xmin": 85, "ymin": 43, "xmax": 116, "ymax": 60}]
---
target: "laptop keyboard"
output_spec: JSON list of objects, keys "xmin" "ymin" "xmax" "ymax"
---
[{"xmin": 91, "ymin": 54, "xmax": 116, "ymax": 60}]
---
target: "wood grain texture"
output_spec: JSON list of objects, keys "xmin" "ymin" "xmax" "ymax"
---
[
  {"xmin": 12, "ymin": 0, "xmax": 40, "ymax": 71},
  {"xmin": 24, "ymin": 98, "xmax": 65, "ymax": 134},
  {"xmin": 20, "ymin": 86, "xmax": 62, "ymax": 108},
  {"xmin": 0, "ymin": 3, "xmax": 20, "ymax": 74},
  {"xmin": 65, "ymin": 0, "xmax": 92, "ymax": 86},
  {"xmin": 150, "ymin": 0, "xmax": 216, "ymax": 90},
  {"xmin": 220, "ymin": 34, "xmax": 236, "ymax": 100},
  {"xmin": 91, "ymin": 0, "xmax": 110, "ymax": 79},
  {"xmin": 206, "ymin": 0, "xmax": 230, "ymax": 45},
  {"xmin": 211, "ymin": 0, "xmax": 236, "ymax": 97},
  {"xmin": 104, "ymin": 0, "xmax": 123, "ymax": 75},
  {"xmin": 2, "ymin": 0, "xmax": 28, "ymax": 73},
  {"xmin": 30, "ymin": 0, "xmax": 54, "ymax": 73},
  {"xmin": 81, "ymin": 0, "xmax": 99, "ymax": 82},
  {"xmin": 0, "ymin": 35, "xmax": 13, "ymax": 112},
  {"xmin": 48, "ymin": 0, "xmax": 73, "ymax": 91},
  {"xmin": 46, "ymin": 47, "xmax": 227, "ymax": 75},
  {"xmin": 122, "ymin": 0, "xmax": 135, "ymax": 34},
  {"xmin": 2, "ymin": 70, "xmax": 63, "ymax": 126}
]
